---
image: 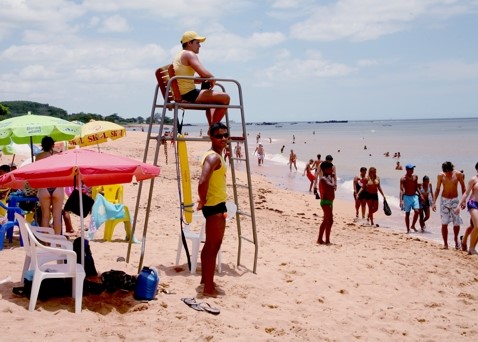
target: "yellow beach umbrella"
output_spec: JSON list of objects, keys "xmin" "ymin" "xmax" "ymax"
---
[{"xmin": 69, "ymin": 120, "xmax": 126, "ymax": 149}]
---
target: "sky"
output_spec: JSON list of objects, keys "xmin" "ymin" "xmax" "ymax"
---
[{"xmin": 0, "ymin": 0, "xmax": 477, "ymax": 123}]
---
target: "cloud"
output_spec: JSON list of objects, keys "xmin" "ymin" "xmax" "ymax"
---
[
  {"xmin": 253, "ymin": 49, "xmax": 356, "ymax": 87},
  {"xmin": 0, "ymin": 0, "xmax": 84, "ymax": 42},
  {"xmin": 290, "ymin": 0, "xmax": 478, "ymax": 42},
  {"xmin": 99, "ymin": 15, "xmax": 130, "ymax": 33}
]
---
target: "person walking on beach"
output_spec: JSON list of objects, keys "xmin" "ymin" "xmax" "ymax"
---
[
  {"xmin": 317, "ymin": 161, "xmax": 336, "ymax": 244},
  {"xmin": 353, "ymin": 167, "xmax": 368, "ymax": 219},
  {"xmin": 289, "ymin": 150, "xmax": 297, "ymax": 171},
  {"xmin": 254, "ymin": 143, "xmax": 265, "ymax": 166},
  {"xmin": 418, "ymin": 175, "xmax": 434, "ymax": 230},
  {"xmin": 455, "ymin": 162, "xmax": 478, "ymax": 254},
  {"xmin": 432, "ymin": 161, "xmax": 465, "ymax": 249},
  {"xmin": 173, "ymin": 31, "xmax": 230, "ymax": 125},
  {"xmin": 303, "ymin": 159, "xmax": 316, "ymax": 192},
  {"xmin": 357, "ymin": 167, "xmax": 386, "ymax": 227},
  {"xmin": 400, "ymin": 164, "xmax": 420, "ymax": 233},
  {"xmin": 234, "ymin": 142, "xmax": 242, "ymax": 163},
  {"xmin": 197, "ymin": 122, "xmax": 229, "ymax": 297}
]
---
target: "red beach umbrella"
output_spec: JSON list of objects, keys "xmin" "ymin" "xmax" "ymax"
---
[{"xmin": 0, "ymin": 147, "xmax": 160, "ymax": 265}]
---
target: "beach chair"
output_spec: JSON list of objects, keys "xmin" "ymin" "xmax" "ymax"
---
[
  {"xmin": 15, "ymin": 213, "xmax": 85, "ymax": 313},
  {"xmin": 176, "ymin": 201, "xmax": 237, "ymax": 274},
  {"xmin": 0, "ymin": 201, "xmax": 23, "ymax": 249},
  {"xmin": 155, "ymin": 64, "xmax": 215, "ymax": 125},
  {"xmin": 15, "ymin": 214, "xmax": 72, "ymax": 283}
]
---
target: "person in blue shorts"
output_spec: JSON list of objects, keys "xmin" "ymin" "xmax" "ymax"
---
[{"xmin": 400, "ymin": 164, "xmax": 420, "ymax": 233}]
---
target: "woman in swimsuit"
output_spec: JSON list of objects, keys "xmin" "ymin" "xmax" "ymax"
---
[
  {"xmin": 353, "ymin": 167, "xmax": 368, "ymax": 219},
  {"xmin": 357, "ymin": 167, "xmax": 386, "ymax": 226},
  {"xmin": 418, "ymin": 175, "xmax": 434, "ymax": 230},
  {"xmin": 35, "ymin": 136, "xmax": 64, "ymax": 234},
  {"xmin": 303, "ymin": 159, "xmax": 316, "ymax": 192}
]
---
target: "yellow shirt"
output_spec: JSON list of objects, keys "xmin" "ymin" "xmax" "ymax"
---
[
  {"xmin": 172, "ymin": 50, "xmax": 196, "ymax": 95},
  {"xmin": 201, "ymin": 150, "xmax": 227, "ymax": 206}
]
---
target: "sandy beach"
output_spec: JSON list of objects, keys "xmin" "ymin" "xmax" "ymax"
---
[{"xmin": 1, "ymin": 130, "xmax": 478, "ymax": 341}]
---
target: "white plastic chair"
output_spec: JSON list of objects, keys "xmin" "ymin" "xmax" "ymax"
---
[
  {"xmin": 16, "ymin": 214, "xmax": 73, "ymax": 283},
  {"xmin": 176, "ymin": 201, "xmax": 237, "ymax": 274},
  {"xmin": 15, "ymin": 213, "xmax": 86, "ymax": 313}
]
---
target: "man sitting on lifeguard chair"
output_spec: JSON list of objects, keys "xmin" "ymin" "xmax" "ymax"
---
[{"xmin": 172, "ymin": 31, "xmax": 230, "ymax": 125}]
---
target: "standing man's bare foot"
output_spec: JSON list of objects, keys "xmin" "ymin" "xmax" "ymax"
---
[{"xmin": 203, "ymin": 287, "xmax": 225, "ymax": 298}]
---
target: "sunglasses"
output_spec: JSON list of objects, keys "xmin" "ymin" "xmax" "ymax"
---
[{"xmin": 212, "ymin": 133, "xmax": 229, "ymax": 139}]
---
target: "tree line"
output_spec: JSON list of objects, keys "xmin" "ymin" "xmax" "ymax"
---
[{"xmin": 0, "ymin": 101, "xmax": 173, "ymax": 125}]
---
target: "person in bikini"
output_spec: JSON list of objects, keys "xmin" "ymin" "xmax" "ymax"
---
[
  {"xmin": 399, "ymin": 164, "xmax": 420, "ymax": 233},
  {"xmin": 357, "ymin": 167, "xmax": 386, "ymax": 227},
  {"xmin": 432, "ymin": 161, "xmax": 466, "ymax": 249},
  {"xmin": 418, "ymin": 175, "xmax": 434, "ymax": 231},
  {"xmin": 353, "ymin": 167, "xmax": 368, "ymax": 219},
  {"xmin": 455, "ymin": 162, "xmax": 478, "ymax": 254},
  {"xmin": 197, "ymin": 122, "xmax": 229, "ymax": 297},
  {"xmin": 35, "ymin": 136, "xmax": 64, "ymax": 235},
  {"xmin": 173, "ymin": 31, "xmax": 230, "ymax": 125},
  {"xmin": 303, "ymin": 159, "xmax": 316, "ymax": 192},
  {"xmin": 317, "ymin": 161, "xmax": 336, "ymax": 245}
]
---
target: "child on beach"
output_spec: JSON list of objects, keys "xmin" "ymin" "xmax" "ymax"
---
[
  {"xmin": 317, "ymin": 161, "xmax": 336, "ymax": 245},
  {"xmin": 303, "ymin": 159, "xmax": 316, "ymax": 192}
]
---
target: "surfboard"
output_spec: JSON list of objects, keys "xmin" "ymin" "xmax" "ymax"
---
[{"xmin": 177, "ymin": 134, "xmax": 194, "ymax": 224}]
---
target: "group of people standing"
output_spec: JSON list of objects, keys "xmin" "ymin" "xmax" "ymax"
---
[
  {"xmin": 399, "ymin": 161, "xmax": 478, "ymax": 253},
  {"xmin": 354, "ymin": 160, "xmax": 478, "ymax": 254}
]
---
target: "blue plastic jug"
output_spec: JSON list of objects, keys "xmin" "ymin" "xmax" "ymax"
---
[{"xmin": 134, "ymin": 266, "xmax": 159, "ymax": 300}]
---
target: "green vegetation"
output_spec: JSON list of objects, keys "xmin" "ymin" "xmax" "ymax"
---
[{"xmin": 0, "ymin": 100, "xmax": 173, "ymax": 125}]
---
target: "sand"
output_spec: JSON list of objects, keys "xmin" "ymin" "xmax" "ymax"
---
[{"xmin": 1, "ymin": 131, "xmax": 478, "ymax": 341}]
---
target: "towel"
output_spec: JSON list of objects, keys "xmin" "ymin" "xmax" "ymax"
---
[{"xmin": 88, "ymin": 194, "xmax": 125, "ymax": 239}]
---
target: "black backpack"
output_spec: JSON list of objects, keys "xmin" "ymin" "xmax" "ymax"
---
[{"xmin": 73, "ymin": 237, "xmax": 98, "ymax": 277}]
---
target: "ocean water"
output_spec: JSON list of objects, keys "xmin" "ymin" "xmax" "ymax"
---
[{"xmin": 172, "ymin": 118, "xmax": 477, "ymax": 245}]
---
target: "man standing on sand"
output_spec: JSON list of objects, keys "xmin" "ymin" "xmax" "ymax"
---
[
  {"xmin": 432, "ymin": 161, "xmax": 466, "ymax": 249},
  {"xmin": 197, "ymin": 122, "xmax": 229, "ymax": 297},
  {"xmin": 173, "ymin": 31, "xmax": 230, "ymax": 125},
  {"xmin": 317, "ymin": 161, "xmax": 336, "ymax": 245},
  {"xmin": 254, "ymin": 143, "xmax": 265, "ymax": 166},
  {"xmin": 400, "ymin": 164, "xmax": 420, "ymax": 233}
]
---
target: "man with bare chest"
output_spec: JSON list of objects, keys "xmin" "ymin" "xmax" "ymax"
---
[
  {"xmin": 400, "ymin": 164, "xmax": 420, "ymax": 233},
  {"xmin": 432, "ymin": 161, "xmax": 466, "ymax": 249}
]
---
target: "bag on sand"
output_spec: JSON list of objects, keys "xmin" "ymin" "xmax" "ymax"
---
[
  {"xmin": 64, "ymin": 189, "xmax": 94, "ymax": 217},
  {"xmin": 383, "ymin": 199, "xmax": 392, "ymax": 216}
]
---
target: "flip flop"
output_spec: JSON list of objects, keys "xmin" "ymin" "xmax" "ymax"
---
[
  {"xmin": 181, "ymin": 298, "xmax": 220, "ymax": 315},
  {"xmin": 197, "ymin": 302, "xmax": 220, "ymax": 315},
  {"xmin": 181, "ymin": 298, "xmax": 204, "ymax": 312},
  {"xmin": 181, "ymin": 297, "xmax": 198, "ymax": 308}
]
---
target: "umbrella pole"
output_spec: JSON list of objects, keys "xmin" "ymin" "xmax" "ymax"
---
[
  {"xmin": 78, "ymin": 177, "xmax": 85, "ymax": 267},
  {"xmin": 30, "ymin": 136, "xmax": 34, "ymax": 162}
]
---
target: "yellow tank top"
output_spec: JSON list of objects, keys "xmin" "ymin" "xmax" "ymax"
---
[
  {"xmin": 172, "ymin": 50, "xmax": 196, "ymax": 95},
  {"xmin": 201, "ymin": 150, "xmax": 227, "ymax": 206}
]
